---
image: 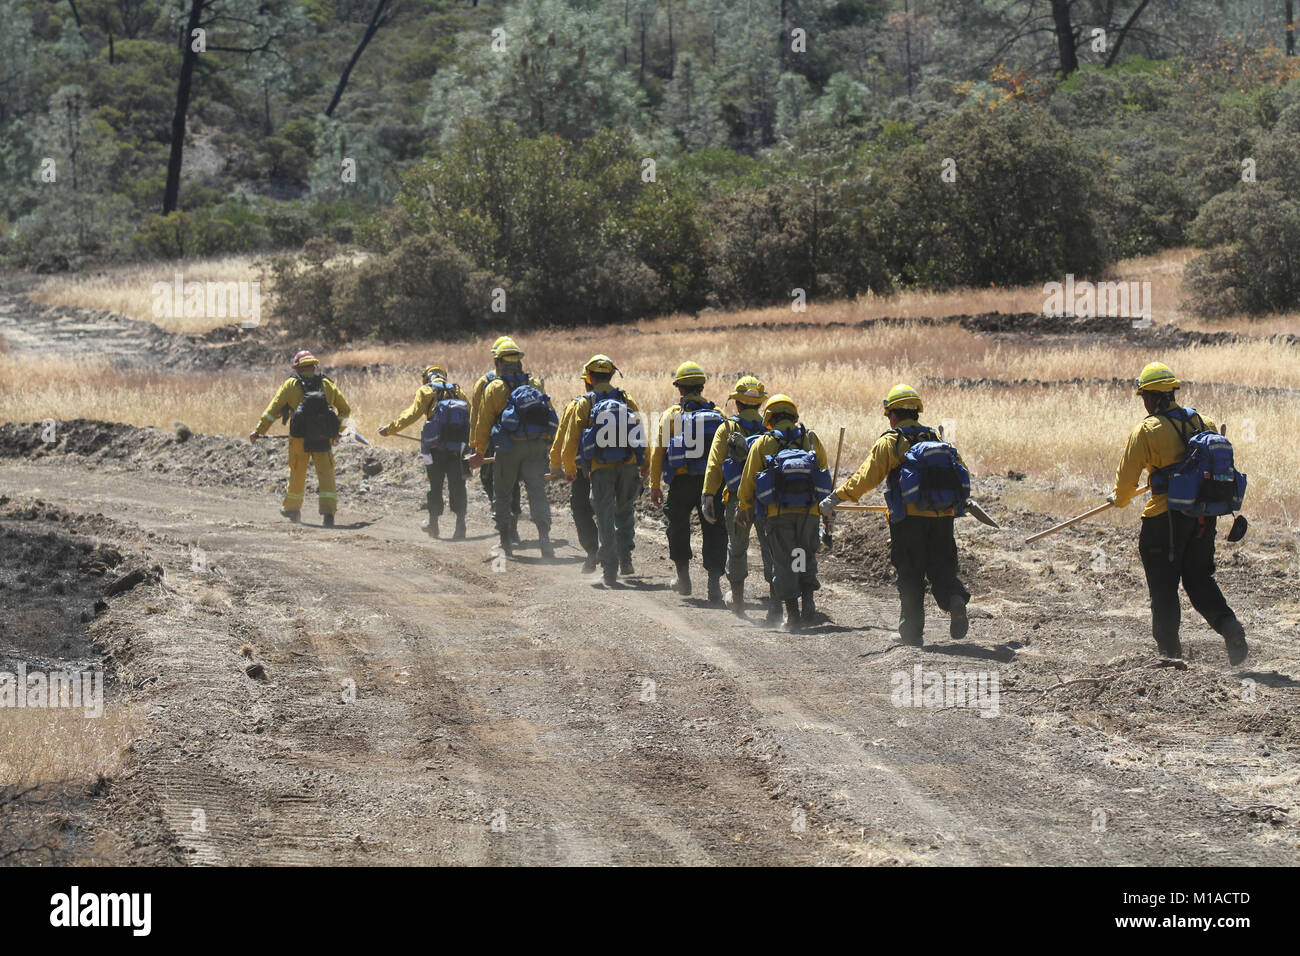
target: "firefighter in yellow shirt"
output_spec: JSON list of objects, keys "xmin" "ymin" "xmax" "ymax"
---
[
  {"xmin": 249, "ymin": 350, "xmax": 351, "ymax": 527},
  {"xmin": 649, "ymin": 362, "xmax": 728, "ymax": 601},
  {"xmin": 469, "ymin": 336, "xmax": 521, "ymax": 542},
  {"xmin": 1109, "ymin": 362, "xmax": 1247, "ymax": 664},
  {"xmin": 735, "ymin": 395, "xmax": 828, "ymax": 632},
  {"xmin": 818, "ymin": 384, "xmax": 969, "ymax": 647},
  {"xmin": 554, "ymin": 355, "xmax": 648, "ymax": 586},
  {"xmin": 701, "ymin": 375, "xmax": 775, "ymax": 619},
  {"xmin": 379, "ymin": 365, "xmax": 470, "ymax": 540}
]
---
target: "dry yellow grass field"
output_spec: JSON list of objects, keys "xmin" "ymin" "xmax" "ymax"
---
[{"xmin": 6, "ymin": 248, "xmax": 1299, "ymax": 520}]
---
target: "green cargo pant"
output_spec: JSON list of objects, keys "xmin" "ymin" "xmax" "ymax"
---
[
  {"xmin": 725, "ymin": 497, "xmax": 773, "ymax": 585},
  {"xmin": 492, "ymin": 438, "xmax": 550, "ymax": 537},
  {"xmin": 765, "ymin": 511, "xmax": 820, "ymax": 602},
  {"xmin": 588, "ymin": 463, "xmax": 640, "ymax": 574},
  {"xmin": 889, "ymin": 515, "xmax": 970, "ymax": 643}
]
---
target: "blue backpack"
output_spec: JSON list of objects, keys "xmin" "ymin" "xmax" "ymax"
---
[
  {"xmin": 665, "ymin": 398, "xmax": 724, "ymax": 481},
  {"xmin": 420, "ymin": 382, "xmax": 470, "ymax": 454},
  {"xmin": 497, "ymin": 383, "xmax": 558, "ymax": 442},
  {"xmin": 579, "ymin": 389, "xmax": 646, "ymax": 466},
  {"xmin": 1152, "ymin": 408, "xmax": 1246, "ymax": 517},
  {"xmin": 754, "ymin": 426, "xmax": 832, "ymax": 516},
  {"xmin": 721, "ymin": 416, "xmax": 766, "ymax": 497},
  {"xmin": 884, "ymin": 426, "xmax": 970, "ymax": 522}
]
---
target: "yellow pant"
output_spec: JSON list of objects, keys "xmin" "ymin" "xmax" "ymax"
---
[{"xmin": 284, "ymin": 437, "xmax": 337, "ymax": 515}]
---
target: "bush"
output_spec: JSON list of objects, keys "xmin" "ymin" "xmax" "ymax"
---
[{"xmin": 1185, "ymin": 184, "xmax": 1300, "ymax": 317}]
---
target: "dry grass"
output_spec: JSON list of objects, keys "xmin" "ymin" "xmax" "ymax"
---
[
  {"xmin": 0, "ymin": 704, "xmax": 136, "ymax": 786},
  {"xmin": 7, "ymin": 246, "xmax": 1299, "ymax": 519},
  {"xmin": 28, "ymin": 256, "xmax": 270, "ymax": 334},
  {"xmin": 3, "ymin": 334, "xmax": 1298, "ymax": 519}
]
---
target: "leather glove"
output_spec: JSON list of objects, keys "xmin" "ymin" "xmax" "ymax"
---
[
  {"xmin": 701, "ymin": 494, "xmax": 717, "ymax": 524},
  {"xmin": 651, "ymin": 487, "xmax": 664, "ymax": 507},
  {"xmin": 248, "ymin": 431, "xmax": 261, "ymax": 444},
  {"xmin": 819, "ymin": 494, "xmax": 839, "ymax": 519}
]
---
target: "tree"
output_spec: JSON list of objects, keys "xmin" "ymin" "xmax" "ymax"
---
[
  {"xmin": 162, "ymin": 0, "xmax": 303, "ymax": 214},
  {"xmin": 324, "ymin": 0, "xmax": 400, "ymax": 118}
]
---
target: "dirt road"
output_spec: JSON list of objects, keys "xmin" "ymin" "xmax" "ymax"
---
[{"xmin": 3, "ymin": 446, "xmax": 1297, "ymax": 865}]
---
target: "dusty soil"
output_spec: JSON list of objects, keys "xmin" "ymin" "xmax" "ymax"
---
[
  {"xmin": 1, "ymin": 281, "xmax": 1297, "ymax": 866},
  {"xmin": 1, "ymin": 420, "xmax": 1297, "ymax": 865}
]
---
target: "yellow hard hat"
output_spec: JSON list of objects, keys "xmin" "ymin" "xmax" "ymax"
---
[
  {"xmin": 762, "ymin": 394, "xmax": 798, "ymax": 424},
  {"xmin": 424, "ymin": 364, "xmax": 447, "ymax": 381},
  {"xmin": 494, "ymin": 337, "xmax": 523, "ymax": 360},
  {"xmin": 883, "ymin": 383, "xmax": 923, "ymax": 414},
  {"xmin": 729, "ymin": 375, "xmax": 767, "ymax": 404},
  {"xmin": 1135, "ymin": 362, "xmax": 1180, "ymax": 394},
  {"xmin": 583, "ymin": 354, "xmax": 617, "ymax": 378},
  {"xmin": 672, "ymin": 361, "xmax": 706, "ymax": 386}
]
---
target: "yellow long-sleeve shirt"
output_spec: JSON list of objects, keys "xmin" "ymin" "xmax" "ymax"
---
[
  {"xmin": 649, "ymin": 391, "xmax": 715, "ymax": 490},
  {"xmin": 471, "ymin": 372, "xmax": 546, "ymax": 453},
  {"xmin": 1112, "ymin": 404, "xmax": 1217, "ymax": 518},
  {"xmin": 255, "ymin": 376, "xmax": 351, "ymax": 436},
  {"xmin": 383, "ymin": 380, "xmax": 468, "ymax": 434},
  {"xmin": 703, "ymin": 410, "xmax": 765, "ymax": 499},
  {"xmin": 554, "ymin": 383, "xmax": 644, "ymax": 478},
  {"xmin": 736, "ymin": 426, "xmax": 828, "ymax": 516},
  {"xmin": 833, "ymin": 418, "xmax": 965, "ymax": 518},
  {"xmin": 467, "ymin": 371, "xmax": 495, "ymax": 454}
]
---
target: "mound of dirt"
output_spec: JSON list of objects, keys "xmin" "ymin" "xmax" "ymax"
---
[{"xmin": 0, "ymin": 420, "xmax": 433, "ymax": 504}]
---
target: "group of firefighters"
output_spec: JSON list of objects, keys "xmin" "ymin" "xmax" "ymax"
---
[{"xmin": 248, "ymin": 342, "xmax": 1250, "ymax": 663}]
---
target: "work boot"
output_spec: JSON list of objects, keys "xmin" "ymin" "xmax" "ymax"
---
[
  {"xmin": 727, "ymin": 579, "xmax": 745, "ymax": 616},
  {"xmin": 782, "ymin": 599, "xmax": 801, "ymax": 634},
  {"xmin": 899, "ymin": 631, "xmax": 924, "ymax": 648},
  {"xmin": 707, "ymin": 573, "xmax": 724, "ymax": 605},
  {"xmin": 800, "ymin": 587, "xmax": 819, "ymax": 625},
  {"xmin": 497, "ymin": 532, "xmax": 513, "ymax": 559},
  {"xmin": 452, "ymin": 514, "xmax": 467, "ymax": 540},
  {"xmin": 322, "ymin": 514, "xmax": 335, "ymax": 528},
  {"xmin": 1217, "ymin": 615, "xmax": 1249, "ymax": 666},
  {"xmin": 949, "ymin": 596, "xmax": 969, "ymax": 640},
  {"xmin": 582, "ymin": 553, "xmax": 600, "ymax": 573},
  {"xmin": 671, "ymin": 562, "xmax": 692, "ymax": 596},
  {"xmin": 510, "ymin": 517, "xmax": 522, "ymax": 546},
  {"xmin": 619, "ymin": 556, "xmax": 635, "ymax": 577},
  {"xmin": 539, "ymin": 533, "xmax": 555, "ymax": 560},
  {"xmin": 603, "ymin": 567, "xmax": 618, "ymax": 587},
  {"xmin": 422, "ymin": 517, "xmax": 440, "ymax": 538},
  {"xmin": 280, "ymin": 508, "xmax": 300, "ymax": 523}
]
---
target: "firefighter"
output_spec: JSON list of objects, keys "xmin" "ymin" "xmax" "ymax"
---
[
  {"xmin": 469, "ymin": 336, "xmax": 522, "ymax": 543},
  {"xmin": 1110, "ymin": 362, "xmax": 1248, "ymax": 664},
  {"xmin": 819, "ymin": 385, "xmax": 970, "ymax": 647},
  {"xmin": 469, "ymin": 342, "xmax": 556, "ymax": 558},
  {"xmin": 702, "ymin": 375, "xmax": 776, "ymax": 619},
  {"xmin": 249, "ymin": 350, "xmax": 350, "ymax": 528},
  {"xmin": 735, "ymin": 395, "xmax": 829, "ymax": 632},
  {"xmin": 556, "ymin": 355, "xmax": 647, "ymax": 586},
  {"xmin": 378, "ymin": 365, "xmax": 470, "ymax": 540},
  {"xmin": 649, "ymin": 362, "xmax": 728, "ymax": 601}
]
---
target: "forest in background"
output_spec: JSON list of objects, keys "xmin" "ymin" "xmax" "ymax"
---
[{"xmin": 3, "ymin": 0, "xmax": 1300, "ymax": 339}]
